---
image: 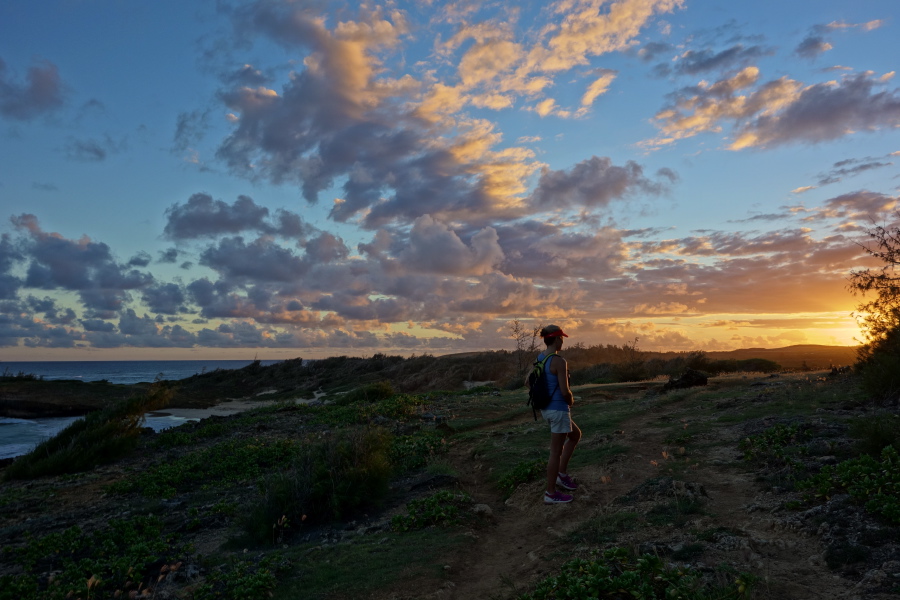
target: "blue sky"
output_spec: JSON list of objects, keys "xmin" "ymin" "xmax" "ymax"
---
[{"xmin": 1, "ymin": 0, "xmax": 898, "ymax": 360}]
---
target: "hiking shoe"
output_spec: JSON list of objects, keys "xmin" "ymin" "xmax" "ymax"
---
[
  {"xmin": 544, "ymin": 491, "xmax": 573, "ymax": 504},
  {"xmin": 556, "ymin": 473, "xmax": 578, "ymax": 490}
]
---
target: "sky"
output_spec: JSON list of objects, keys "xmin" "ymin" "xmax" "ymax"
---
[{"xmin": 0, "ymin": 0, "xmax": 898, "ymax": 361}]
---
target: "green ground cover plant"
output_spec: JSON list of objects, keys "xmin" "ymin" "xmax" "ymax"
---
[
  {"xmin": 0, "ymin": 515, "xmax": 180, "ymax": 600},
  {"xmin": 391, "ymin": 490, "xmax": 473, "ymax": 531},
  {"xmin": 518, "ymin": 547, "xmax": 754, "ymax": 600},
  {"xmin": 110, "ymin": 436, "xmax": 301, "ymax": 498},
  {"xmin": 739, "ymin": 423, "xmax": 810, "ymax": 464},
  {"xmin": 497, "ymin": 459, "xmax": 545, "ymax": 498},
  {"xmin": 796, "ymin": 445, "xmax": 900, "ymax": 524},
  {"xmin": 389, "ymin": 431, "xmax": 449, "ymax": 472}
]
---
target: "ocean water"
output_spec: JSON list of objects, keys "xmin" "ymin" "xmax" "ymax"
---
[
  {"xmin": 1, "ymin": 359, "xmax": 283, "ymax": 385},
  {"xmin": 0, "ymin": 359, "xmax": 287, "ymax": 460}
]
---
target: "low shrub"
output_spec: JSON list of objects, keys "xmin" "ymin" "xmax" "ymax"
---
[
  {"xmin": 240, "ymin": 428, "xmax": 392, "ymax": 544},
  {"xmin": 4, "ymin": 384, "xmax": 172, "ymax": 481},
  {"xmin": 850, "ymin": 413, "xmax": 900, "ymax": 456},
  {"xmin": 391, "ymin": 490, "xmax": 473, "ymax": 532}
]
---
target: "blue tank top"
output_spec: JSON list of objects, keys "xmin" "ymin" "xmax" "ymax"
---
[{"xmin": 538, "ymin": 352, "xmax": 569, "ymax": 412}]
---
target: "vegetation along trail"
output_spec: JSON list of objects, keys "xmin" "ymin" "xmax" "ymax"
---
[
  {"xmin": 375, "ymin": 373, "xmax": 900, "ymax": 600},
  {"xmin": 1, "ymin": 363, "xmax": 899, "ymax": 600}
]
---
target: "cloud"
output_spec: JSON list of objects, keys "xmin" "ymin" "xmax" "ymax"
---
[
  {"xmin": 0, "ymin": 57, "xmax": 65, "ymax": 121},
  {"xmin": 636, "ymin": 41, "xmax": 673, "ymax": 62},
  {"xmin": 646, "ymin": 69, "xmax": 900, "ymax": 150},
  {"xmin": 31, "ymin": 182, "xmax": 58, "ymax": 191},
  {"xmin": 199, "ymin": 236, "xmax": 311, "ymax": 283},
  {"xmin": 164, "ymin": 193, "xmax": 315, "ymax": 240},
  {"xmin": 815, "ymin": 157, "xmax": 894, "ymax": 186},
  {"xmin": 530, "ymin": 156, "xmax": 672, "ymax": 209},
  {"xmin": 796, "ymin": 19, "xmax": 885, "ymax": 59},
  {"xmin": 64, "ymin": 135, "xmax": 127, "ymax": 162},
  {"xmin": 11, "ymin": 214, "xmax": 154, "ymax": 313},
  {"xmin": 141, "ymin": 283, "xmax": 187, "ymax": 315},
  {"xmin": 672, "ymin": 44, "xmax": 772, "ymax": 75},
  {"xmin": 398, "ymin": 215, "xmax": 503, "ymax": 275},
  {"xmin": 795, "ymin": 36, "xmax": 832, "ymax": 59}
]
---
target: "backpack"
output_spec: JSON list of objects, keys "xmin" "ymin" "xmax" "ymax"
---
[{"xmin": 526, "ymin": 352, "xmax": 558, "ymax": 420}]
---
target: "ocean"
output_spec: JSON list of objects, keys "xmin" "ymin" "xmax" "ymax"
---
[{"xmin": 0, "ymin": 359, "xmax": 286, "ymax": 460}]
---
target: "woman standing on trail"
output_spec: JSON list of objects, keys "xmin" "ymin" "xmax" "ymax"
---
[{"xmin": 536, "ymin": 325, "xmax": 581, "ymax": 504}]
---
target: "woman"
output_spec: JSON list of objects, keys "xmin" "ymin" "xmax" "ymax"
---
[{"xmin": 535, "ymin": 325, "xmax": 582, "ymax": 504}]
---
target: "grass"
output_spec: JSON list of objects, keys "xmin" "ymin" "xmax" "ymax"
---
[
  {"xmin": 271, "ymin": 529, "xmax": 468, "ymax": 600},
  {"xmin": 3, "ymin": 384, "xmax": 172, "ymax": 481},
  {"xmin": 569, "ymin": 511, "xmax": 640, "ymax": 545}
]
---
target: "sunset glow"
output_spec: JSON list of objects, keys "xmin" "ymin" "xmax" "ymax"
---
[{"xmin": 1, "ymin": 0, "xmax": 898, "ymax": 360}]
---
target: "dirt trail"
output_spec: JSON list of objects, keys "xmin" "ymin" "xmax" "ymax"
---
[{"xmin": 380, "ymin": 384, "xmax": 896, "ymax": 600}]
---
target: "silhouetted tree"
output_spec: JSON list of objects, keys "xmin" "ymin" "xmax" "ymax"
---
[{"xmin": 849, "ymin": 215, "xmax": 900, "ymax": 403}]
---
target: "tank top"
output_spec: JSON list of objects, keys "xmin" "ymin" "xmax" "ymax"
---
[{"xmin": 537, "ymin": 352, "xmax": 569, "ymax": 412}]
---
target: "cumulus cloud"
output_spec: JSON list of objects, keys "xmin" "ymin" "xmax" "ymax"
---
[
  {"xmin": 0, "ymin": 57, "xmax": 65, "ymax": 121},
  {"xmin": 398, "ymin": 216, "xmax": 503, "ymax": 275},
  {"xmin": 11, "ymin": 214, "xmax": 154, "ymax": 313},
  {"xmin": 646, "ymin": 68, "xmax": 900, "ymax": 150},
  {"xmin": 164, "ymin": 193, "xmax": 315, "ymax": 240},
  {"xmin": 530, "ymin": 156, "xmax": 672, "ymax": 209}
]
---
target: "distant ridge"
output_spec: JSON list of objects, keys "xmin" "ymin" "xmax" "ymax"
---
[{"xmin": 705, "ymin": 344, "xmax": 859, "ymax": 369}]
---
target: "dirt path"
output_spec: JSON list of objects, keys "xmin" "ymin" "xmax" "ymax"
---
[{"xmin": 379, "ymin": 384, "xmax": 897, "ymax": 600}]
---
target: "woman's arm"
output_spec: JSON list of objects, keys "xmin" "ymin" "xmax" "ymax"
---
[{"xmin": 551, "ymin": 356, "xmax": 574, "ymax": 406}]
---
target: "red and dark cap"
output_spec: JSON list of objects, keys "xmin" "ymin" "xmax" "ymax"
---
[{"xmin": 541, "ymin": 324, "xmax": 568, "ymax": 338}]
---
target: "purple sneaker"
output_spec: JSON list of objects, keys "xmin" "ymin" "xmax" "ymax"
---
[
  {"xmin": 556, "ymin": 473, "xmax": 578, "ymax": 490},
  {"xmin": 544, "ymin": 491, "xmax": 573, "ymax": 504}
]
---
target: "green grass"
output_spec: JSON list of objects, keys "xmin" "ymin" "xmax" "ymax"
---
[{"xmin": 271, "ymin": 529, "xmax": 468, "ymax": 600}]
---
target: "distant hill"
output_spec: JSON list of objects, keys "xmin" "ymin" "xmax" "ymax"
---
[{"xmin": 704, "ymin": 344, "xmax": 859, "ymax": 370}]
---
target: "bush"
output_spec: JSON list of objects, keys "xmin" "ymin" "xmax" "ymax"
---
[
  {"xmin": 4, "ymin": 384, "xmax": 172, "ymax": 481},
  {"xmin": 336, "ymin": 380, "xmax": 395, "ymax": 405},
  {"xmin": 241, "ymin": 427, "xmax": 392, "ymax": 543},
  {"xmin": 850, "ymin": 413, "xmax": 900, "ymax": 456}
]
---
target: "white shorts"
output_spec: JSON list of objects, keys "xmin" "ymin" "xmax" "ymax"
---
[{"xmin": 541, "ymin": 409, "xmax": 572, "ymax": 434}]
